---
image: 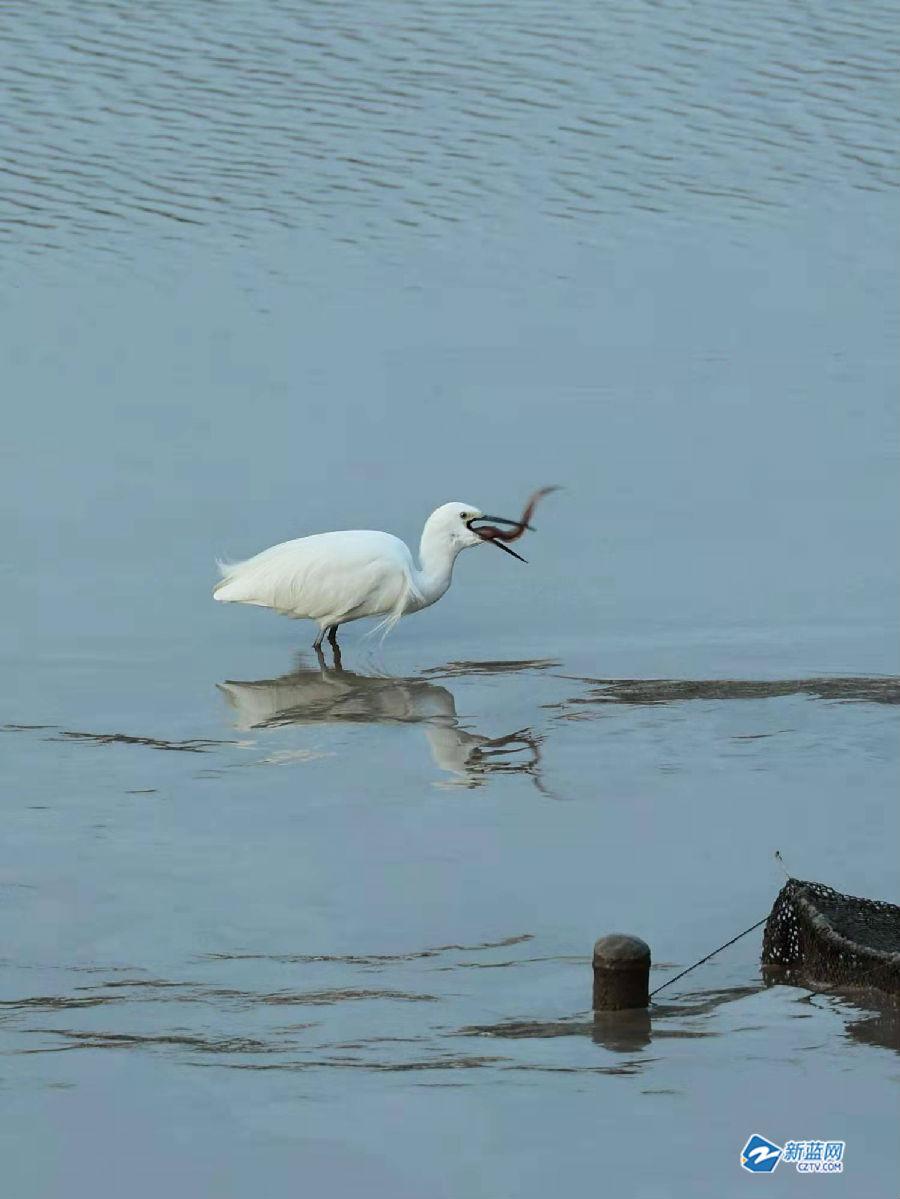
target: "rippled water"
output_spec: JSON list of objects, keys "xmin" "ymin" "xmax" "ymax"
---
[
  {"xmin": 3, "ymin": 0, "xmax": 899, "ymax": 274},
  {"xmin": 2, "ymin": 1, "xmax": 899, "ymax": 1196}
]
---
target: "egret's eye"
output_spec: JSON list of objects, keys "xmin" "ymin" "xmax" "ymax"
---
[{"xmin": 460, "ymin": 512, "xmax": 469, "ymax": 520}]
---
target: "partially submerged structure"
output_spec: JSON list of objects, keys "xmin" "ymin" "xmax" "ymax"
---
[{"xmin": 762, "ymin": 878, "xmax": 900, "ymax": 1002}]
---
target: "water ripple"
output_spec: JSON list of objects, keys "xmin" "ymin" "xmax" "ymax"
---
[
  {"xmin": 1, "ymin": 0, "xmax": 897, "ymax": 270},
  {"xmin": 2, "ymin": 940, "xmax": 895, "ymax": 1079}
]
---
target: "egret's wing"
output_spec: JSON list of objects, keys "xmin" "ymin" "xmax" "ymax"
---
[{"xmin": 214, "ymin": 530, "xmax": 413, "ymax": 622}]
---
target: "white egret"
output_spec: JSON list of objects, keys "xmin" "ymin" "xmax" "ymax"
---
[{"xmin": 213, "ymin": 499, "xmax": 541, "ymax": 649}]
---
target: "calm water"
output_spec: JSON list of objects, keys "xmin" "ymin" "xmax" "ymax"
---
[{"xmin": 2, "ymin": 2, "xmax": 899, "ymax": 1196}]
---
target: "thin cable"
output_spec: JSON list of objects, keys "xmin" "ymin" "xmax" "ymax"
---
[{"xmin": 649, "ymin": 916, "xmax": 768, "ymax": 999}]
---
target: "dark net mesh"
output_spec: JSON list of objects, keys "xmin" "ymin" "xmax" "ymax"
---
[{"xmin": 762, "ymin": 879, "xmax": 900, "ymax": 999}]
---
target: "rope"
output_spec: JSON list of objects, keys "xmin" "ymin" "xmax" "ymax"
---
[{"xmin": 649, "ymin": 915, "xmax": 768, "ymax": 999}]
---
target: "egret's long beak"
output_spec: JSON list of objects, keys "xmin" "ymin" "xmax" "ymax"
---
[
  {"xmin": 488, "ymin": 539, "xmax": 527, "ymax": 563},
  {"xmin": 467, "ymin": 516, "xmax": 529, "ymax": 563},
  {"xmin": 478, "ymin": 514, "xmax": 536, "ymax": 532}
]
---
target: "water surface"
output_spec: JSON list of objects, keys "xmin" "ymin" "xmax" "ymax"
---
[{"xmin": 1, "ymin": 1, "xmax": 898, "ymax": 1195}]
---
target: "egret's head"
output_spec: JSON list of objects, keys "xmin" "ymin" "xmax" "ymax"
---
[{"xmin": 425, "ymin": 502, "xmax": 528, "ymax": 561}]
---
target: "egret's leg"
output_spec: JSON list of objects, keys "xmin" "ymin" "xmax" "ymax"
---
[
  {"xmin": 313, "ymin": 627, "xmax": 326, "ymax": 650},
  {"xmin": 327, "ymin": 625, "xmax": 340, "ymax": 648},
  {"xmin": 331, "ymin": 642, "xmax": 343, "ymax": 671},
  {"xmin": 314, "ymin": 644, "xmax": 327, "ymax": 670}
]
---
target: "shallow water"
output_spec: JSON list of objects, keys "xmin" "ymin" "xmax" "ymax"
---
[{"xmin": 2, "ymin": 1, "xmax": 899, "ymax": 1196}]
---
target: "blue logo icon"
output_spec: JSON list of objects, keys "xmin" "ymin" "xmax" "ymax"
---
[{"xmin": 741, "ymin": 1134, "xmax": 783, "ymax": 1173}]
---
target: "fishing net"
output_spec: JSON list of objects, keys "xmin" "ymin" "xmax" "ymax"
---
[{"xmin": 762, "ymin": 878, "xmax": 900, "ymax": 1000}]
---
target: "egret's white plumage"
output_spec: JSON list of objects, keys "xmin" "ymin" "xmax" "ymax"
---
[{"xmin": 214, "ymin": 501, "xmax": 524, "ymax": 648}]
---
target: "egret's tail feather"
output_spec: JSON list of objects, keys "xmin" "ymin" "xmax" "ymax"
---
[
  {"xmin": 368, "ymin": 611, "xmax": 402, "ymax": 642},
  {"xmin": 213, "ymin": 557, "xmax": 245, "ymax": 600},
  {"xmin": 366, "ymin": 589, "xmax": 408, "ymax": 643}
]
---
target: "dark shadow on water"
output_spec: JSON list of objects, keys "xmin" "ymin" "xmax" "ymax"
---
[
  {"xmin": 50, "ymin": 730, "xmax": 232, "ymax": 752},
  {"xmin": 420, "ymin": 659, "xmax": 561, "ymax": 679},
  {"xmin": 200, "ymin": 933, "xmax": 535, "ymax": 967},
  {"xmin": 9, "ymin": 953, "xmax": 895, "ymax": 1076},
  {"xmin": 843, "ymin": 1002, "xmax": 900, "ymax": 1054},
  {"xmin": 3, "ymin": 669, "xmax": 894, "ymax": 770},
  {"xmin": 553, "ymin": 676, "xmax": 900, "ymax": 709},
  {"xmin": 1, "ymin": 725, "xmax": 233, "ymax": 752},
  {"xmin": 459, "ymin": 983, "xmax": 765, "ymax": 1060},
  {"xmin": 762, "ymin": 973, "xmax": 900, "ymax": 1055}
]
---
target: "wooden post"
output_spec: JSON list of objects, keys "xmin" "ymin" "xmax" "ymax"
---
[{"xmin": 592, "ymin": 933, "xmax": 651, "ymax": 1010}]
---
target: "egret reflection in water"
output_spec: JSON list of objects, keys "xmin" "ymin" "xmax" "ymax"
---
[{"xmin": 217, "ymin": 657, "xmax": 548, "ymax": 789}]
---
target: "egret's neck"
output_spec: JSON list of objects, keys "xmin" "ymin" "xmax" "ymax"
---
[{"xmin": 415, "ymin": 528, "xmax": 462, "ymax": 604}]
